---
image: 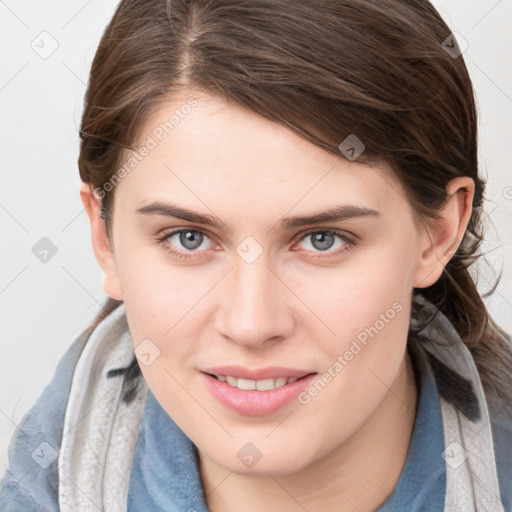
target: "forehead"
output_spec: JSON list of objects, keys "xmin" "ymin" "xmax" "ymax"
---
[{"xmin": 114, "ymin": 91, "xmax": 408, "ymax": 218}]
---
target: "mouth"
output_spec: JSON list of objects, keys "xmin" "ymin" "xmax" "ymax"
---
[{"xmin": 200, "ymin": 368, "xmax": 319, "ymax": 416}]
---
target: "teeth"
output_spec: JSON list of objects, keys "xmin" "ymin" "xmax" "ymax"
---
[
  {"xmin": 237, "ymin": 378, "xmax": 256, "ymax": 390},
  {"xmin": 256, "ymin": 378, "xmax": 275, "ymax": 391},
  {"xmin": 225, "ymin": 375, "xmax": 237, "ymax": 387},
  {"xmin": 217, "ymin": 375, "xmax": 301, "ymax": 391},
  {"xmin": 274, "ymin": 377, "xmax": 287, "ymax": 388}
]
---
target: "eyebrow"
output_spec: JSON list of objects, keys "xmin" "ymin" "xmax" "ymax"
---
[{"xmin": 135, "ymin": 201, "xmax": 381, "ymax": 230}]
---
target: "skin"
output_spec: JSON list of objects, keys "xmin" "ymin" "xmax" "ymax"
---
[{"xmin": 81, "ymin": 89, "xmax": 474, "ymax": 511}]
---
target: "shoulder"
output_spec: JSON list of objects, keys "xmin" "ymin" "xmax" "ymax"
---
[{"xmin": 0, "ymin": 328, "xmax": 90, "ymax": 511}]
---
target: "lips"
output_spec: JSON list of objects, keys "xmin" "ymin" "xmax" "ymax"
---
[{"xmin": 201, "ymin": 365, "xmax": 318, "ymax": 416}]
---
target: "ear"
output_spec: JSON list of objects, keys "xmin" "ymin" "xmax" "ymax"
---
[
  {"xmin": 80, "ymin": 183, "xmax": 123, "ymax": 300},
  {"xmin": 413, "ymin": 176, "xmax": 475, "ymax": 289}
]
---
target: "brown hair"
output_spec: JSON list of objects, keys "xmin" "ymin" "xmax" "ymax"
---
[{"xmin": 78, "ymin": 0, "xmax": 512, "ymax": 411}]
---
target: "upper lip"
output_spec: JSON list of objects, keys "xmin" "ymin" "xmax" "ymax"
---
[{"xmin": 202, "ymin": 365, "xmax": 316, "ymax": 380}]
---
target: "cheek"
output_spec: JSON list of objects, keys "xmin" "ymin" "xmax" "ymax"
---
[
  {"xmin": 117, "ymin": 250, "xmax": 201, "ymax": 384},
  {"xmin": 299, "ymin": 298, "xmax": 412, "ymax": 447},
  {"xmin": 116, "ymin": 239, "xmax": 204, "ymax": 330},
  {"xmin": 293, "ymin": 239, "xmax": 416, "ymax": 339}
]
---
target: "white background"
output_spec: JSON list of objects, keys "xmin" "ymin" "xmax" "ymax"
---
[{"xmin": 1, "ymin": 0, "xmax": 511, "ymax": 473}]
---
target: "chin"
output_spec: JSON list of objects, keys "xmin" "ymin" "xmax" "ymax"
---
[{"xmin": 207, "ymin": 439, "xmax": 316, "ymax": 477}]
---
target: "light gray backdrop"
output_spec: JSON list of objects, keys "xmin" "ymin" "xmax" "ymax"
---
[{"xmin": 1, "ymin": 0, "xmax": 511, "ymax": 473}]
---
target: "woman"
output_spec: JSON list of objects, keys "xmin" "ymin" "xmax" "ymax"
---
[{"xmin": 1, "ymin": 0, "xmax": 511, "ymax": 510}]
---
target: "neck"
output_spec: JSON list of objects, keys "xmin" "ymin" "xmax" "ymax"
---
[{"xmin": 199, "ymin": 351, "xmax": 418, "ymax": 512}]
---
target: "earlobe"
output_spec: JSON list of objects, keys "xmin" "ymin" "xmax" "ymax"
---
[
  {"xmin": 413, "ymin": 177, "xmax": 475, "ymax": 289},
  {"xmin": 79, "ymin": 183, "xmax": 123, "ymax": 301}
]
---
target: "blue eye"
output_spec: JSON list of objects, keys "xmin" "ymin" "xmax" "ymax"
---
[
  {"xmin": 156, "ymin": 228, "xmax": 356, "ymax": 260},
  {"xmin": 170, "ymin": 230, "xmax": 205, "ymax": 250},
  {"xmin": 157, "ymin": 229, "xmax": 213, "ymax": 260},
  {"xmin": 294, "ymin": 229, "xmax": 355, "ymax": 258}
]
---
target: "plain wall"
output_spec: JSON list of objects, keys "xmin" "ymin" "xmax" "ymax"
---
[{"xmin": 1, "ymin": 0, "xmax": 511, "ymax": 474}]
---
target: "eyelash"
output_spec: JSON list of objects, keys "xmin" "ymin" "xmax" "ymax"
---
[{"xmin": 156, "ymin": 228, "xmax": 356, "ymax": 261}]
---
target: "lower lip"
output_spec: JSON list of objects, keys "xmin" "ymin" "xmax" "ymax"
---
[{"xmin": 201, "ymin": 372, "xmax": 318, "ymax": 416}]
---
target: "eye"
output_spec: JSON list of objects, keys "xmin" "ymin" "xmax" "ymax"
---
[
  {"xmin": 293, "ymin": 229, "xmax": 355, "ymax": 258},
  {"xmin": 156, "ymin": 228, "xmax": 215, "ymax": 260}
]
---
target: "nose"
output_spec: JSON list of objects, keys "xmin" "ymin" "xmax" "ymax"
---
[{"xmin": 215, "ymin": 256, "xmax": 295, "ymax": 349}]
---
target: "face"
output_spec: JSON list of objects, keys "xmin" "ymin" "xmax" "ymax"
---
[{"xmin": 96, "ymin": 90, "xmax": 435, "ymax": 476}]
